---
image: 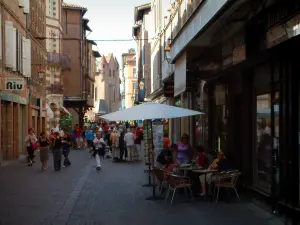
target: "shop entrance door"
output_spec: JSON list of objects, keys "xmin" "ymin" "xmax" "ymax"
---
[{"xmin": 254, "ymin": 91, "xmax": 280, "ymax": 196}]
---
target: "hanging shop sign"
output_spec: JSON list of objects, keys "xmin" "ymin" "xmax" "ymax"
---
[{"xmin": 5, "ymin": 78, "xmax": 25, "ymax": 91}]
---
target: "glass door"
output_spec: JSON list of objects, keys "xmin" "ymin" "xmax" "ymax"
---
[{"xmin": 254, "ymin": 92, "xmax": 280, "ymax": 195}]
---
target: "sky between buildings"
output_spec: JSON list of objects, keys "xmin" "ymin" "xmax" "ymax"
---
[{"xmin": 64, "ymin": 0, "xmax": 148, "ymax": 66}]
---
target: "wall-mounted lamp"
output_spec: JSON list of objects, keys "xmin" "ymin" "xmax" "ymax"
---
[
  {"xmin": 38, "ymin": 68, "xmax": 46, "ymax": 79},
  {"xmin": 165, "ymin": 45, "xmax": 171, "ymax": 63}
]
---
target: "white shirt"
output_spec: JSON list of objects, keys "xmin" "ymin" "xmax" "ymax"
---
[
  {"xmin": 124, "ymin": 132, "xmax": 135, "ymax": 146},
  {"xmin": 93, "ymin": 137, "xmax": 105, "ymax": 149}
]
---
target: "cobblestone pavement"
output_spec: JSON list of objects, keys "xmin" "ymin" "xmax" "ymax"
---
[{"xmin": 0, "ymin": 150, "xmax": 284, "ymax": 225}]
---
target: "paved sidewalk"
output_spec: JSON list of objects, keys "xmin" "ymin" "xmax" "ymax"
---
[
  {"xmin": 0, "ymin": 150, "xmax": 284, "ymax": 225},
  {"xmin": 0, "ymin": 149, "xmax": 91, "ymax": 225}
]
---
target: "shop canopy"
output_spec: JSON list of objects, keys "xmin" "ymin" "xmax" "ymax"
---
[{"xmin": 100, "ymin": 102, "xmax": 203, "ymax": 121}]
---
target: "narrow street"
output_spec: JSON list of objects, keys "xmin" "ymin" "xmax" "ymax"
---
[{"xmin": 0, "ymin": 150, "xmax": 283, "ymax": 225}]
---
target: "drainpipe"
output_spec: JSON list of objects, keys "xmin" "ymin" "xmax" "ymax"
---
[
  {"xmin": 80, "ymin": 10, "xmax": 83, "ymax": 98},
  {"xmin": 25, "ymin": 11, "xmax": 30, "ymax": 158}
]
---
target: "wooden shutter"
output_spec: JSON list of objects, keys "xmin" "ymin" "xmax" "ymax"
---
[
  {"xmin": 18, "ymin": 0, "xmax": 25, "ymax": 8},
  {"xmin": 23, "ymin": 0, "xmax": 29, "ymax": 14},
  {"xmin": 12, "ymin": 27, "xmax": 17, "ymax": 71},
  {"xmin": 5, "ymin": 20, "xmax": 14, "ymax": 68}
]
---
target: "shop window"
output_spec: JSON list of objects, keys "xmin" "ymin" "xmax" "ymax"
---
[
  {"xmin": 254, "ymin": 92, "xmax": 280, "ymax": 194},
  {"xmin": 196, "ymin": 81, "xmax": 208, "ymax": 148},
  {"xmin": 214, "ymin": 85, "xmax": 228, "ymax": 153}
]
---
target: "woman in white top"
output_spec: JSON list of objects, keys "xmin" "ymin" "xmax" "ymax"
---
[
  {"xmin": 24, "ymin": 128, "xmax": 38, "ymax": 166},
  {"xmin": 93, "ymin": 132, "xmax": 106, "ymax": 170}
]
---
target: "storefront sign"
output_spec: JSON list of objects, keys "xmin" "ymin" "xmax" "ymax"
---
[{"xmin": 5, "ymin": 78, "xmax": 24, "ymax": 91}]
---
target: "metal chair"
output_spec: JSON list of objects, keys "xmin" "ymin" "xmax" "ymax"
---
[
  {"xmin": 165, "ymin": 174, "xmax": 194, "ymax": 204},
  {"xmin": 213, "ymin": 171, "xmax": 241, "ymax": 203}
]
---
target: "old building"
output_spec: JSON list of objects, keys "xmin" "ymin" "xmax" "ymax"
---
[
  {"xmin": 62, "ymin": 3, "xmax": 96, "ymax": 127},
  {"xmin": 132, "ymin": 3, "xmax": 151, "ymax": 102},
  {"xmin": 84, "ymin": 43, "xmax": 101, "ymax": 122},
  {"xmin": 0, "ymin": 0, "xmax": 47, "ymax": 163},
  {"xmin": 45, "ymin": 0, "xmax": 71, "ymax": 130},
  {"xmin": 121, "ymin": 50, "xmax": 137, "ymax": 109},
  {"xmin": 95, "ymin": 53, "xmax": 120, "ymax": 116},
  {"xmin": 29, "ymin": 0, "xmax": 47, "ymax": 136}
]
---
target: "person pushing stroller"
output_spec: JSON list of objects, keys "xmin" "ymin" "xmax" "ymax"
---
[{"xmin": 93, "ymin": 132, "xmax": 106, "ymax": 170}]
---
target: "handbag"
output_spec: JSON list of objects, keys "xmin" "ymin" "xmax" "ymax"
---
[{"xmin": 31, "ymin": 141, "xmax": 40, "ymax": 150}]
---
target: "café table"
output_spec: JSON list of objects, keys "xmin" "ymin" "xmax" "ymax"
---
[{"xmin": 192, "ymin": 169, "xmax": 219, "ymax": 199}]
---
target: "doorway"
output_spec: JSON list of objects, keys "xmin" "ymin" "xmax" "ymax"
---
[{"xmin": 254, "ymin": 91, "xmax": 280, "ymax": 195}]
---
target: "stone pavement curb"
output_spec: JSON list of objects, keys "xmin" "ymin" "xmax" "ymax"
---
[{"xmin": 51, "ymin": 159, "xmax": 92, "ymax": 225}]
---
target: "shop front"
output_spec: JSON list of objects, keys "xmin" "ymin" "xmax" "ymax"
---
[
  {"xmin": 201, "ymin": 6, "xmax": 300, "ymax": 220},
  {"xmin": 0, "ymin": 92, "xmax": 28, "ymax": 162}
]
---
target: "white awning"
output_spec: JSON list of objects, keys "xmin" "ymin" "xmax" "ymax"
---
[
  {"xmin": 61, "ymin": 106, "xmax": 71, "ymax": 116},
  {"xmin": 174, "ymin": 52, "xmax": 186, "ymax": 97}
]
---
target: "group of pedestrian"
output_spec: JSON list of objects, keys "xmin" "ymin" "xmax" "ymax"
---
[
  {"xmin": 89, "ymin": 123, "xmax": 144, "ymax": 171},
  {"xmin": 25, "ymin": 128, "xmax": 72, "ymax": 171}
]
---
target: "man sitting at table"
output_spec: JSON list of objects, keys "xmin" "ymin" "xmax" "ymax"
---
[
  {"xmin": 199, "ymin": 151, "xmax": 224, "ymax": 196},
  {"xmin": 156, "ymin": 145, "xmax": 179, "ymax": 173},
  {"xmin": 196, "ymin": 145, "xmax": 209, "ymax": 169}
]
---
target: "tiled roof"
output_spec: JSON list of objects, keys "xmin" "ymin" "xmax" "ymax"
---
[{"xmin": 62, "ymin": 2, "xmax": 87, "ymax": 9}]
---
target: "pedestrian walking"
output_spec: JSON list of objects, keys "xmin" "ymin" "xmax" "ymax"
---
[
  {"xmin": 93, "ymin": 132, "xmax": 106, "ymax": 170},
  {"xmin": 110, "ymin": 129, "xmax": 120, "ymax": 160},
  {"xmin": 86, "ymin": 126, "xmax": 94, "ymax": 148},
  {"xmin": 134, "ymin": 127, "xmax": 143, "ymax": 161},
  {"xmin": 119, "ymin": 129, "xmax": 125, "ymax": 161},
  {"xmin": 24, "ymin": 128, "xmax": 38, "ymax": 166},
  {"xmin": 62, "ymin": 133, "xmax": 72, "ymax": 167},
  {"xmin": 39, "ymin": 132, "xmax": 50, "ymax": 170},
  {"xmin": 51, "ymin": 132, "xmax": 63, "ymax": 171},
  {"xmin": 124, "ymin": 128, "xmax": 135, "ymax": 162}
]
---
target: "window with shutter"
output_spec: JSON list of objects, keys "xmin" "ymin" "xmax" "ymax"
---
[
  {"xmin": 12, "ymin": 28, "xmax": 17, "ymax": 71},
  {"xmin": 5, "ymin": 20, "xmax": 14, "ymax": 68},
  {"xmin": 18, "ymin": 0, "xmax": 25, "ymax": 8},
  {"xmin": 27, "ymin": 39, "xmax": 31, "ymax": 77},
  {"xmin": 24, "ymin": 0, "xmax": 30, "ymax": 14},
  {"xmin": 22, "ymin": 37, "xmax": 27, "ymax": 76},
  {"xmin": 50, "ymin": 71, "xmax": 54, "ymax": 84}
]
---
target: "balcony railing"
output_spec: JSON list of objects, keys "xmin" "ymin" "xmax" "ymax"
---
[
  {"xmin": 46, "ymin": 84, "xmax": 64, "ymax": 95},
  {"xmin": 47, "ymin": 52, "xmax": 71, "ymax": 70}
]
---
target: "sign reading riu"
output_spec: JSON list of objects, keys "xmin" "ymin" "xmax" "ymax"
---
[{"xmin": 5, "ymin": 78, "xmax": 25, "ymax": 91}]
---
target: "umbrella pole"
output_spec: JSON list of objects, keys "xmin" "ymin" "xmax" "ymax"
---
[
  {"xmin": 142, "ymin": 119, "xmax": 154, "ymax": 187},
  {"xmin": 145, "ymin": 119, "xmax": 163, "ymax": 201}
]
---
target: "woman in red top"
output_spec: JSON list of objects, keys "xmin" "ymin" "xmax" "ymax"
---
[{"xmin": 196, "ymin": 145, "xmax": 209, "ymax": 168}]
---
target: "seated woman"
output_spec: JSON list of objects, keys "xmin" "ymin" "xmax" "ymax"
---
[
  {"xmin": 196, "ymin": 145, "xmax": 209, "ymax": 169},
  {"xmin": 199, "ymin": 151, "xmax": 224, "ymax": 196}
]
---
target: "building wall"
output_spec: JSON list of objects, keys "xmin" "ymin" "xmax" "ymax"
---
[
  {"xmin": 29, "ymin": 0, "xmax": 47, "ymax": 135},
  {"xmin": 0, "ymin": 1, "xmax": 31, "ymax": 161},
  {"xmin": 62, "ymin": 8, "xmax": 82, "ymax": 97},
  {"xmin": 96, "ymin": 54, "xmax": 120, "ymax": 113},
  {"xmin": 121, "ymin": 52, "xmax": 137, "ymax": 109},
  {"xmin": 45, "ymin": 0, "xmax": 64, "ymax": 130}
]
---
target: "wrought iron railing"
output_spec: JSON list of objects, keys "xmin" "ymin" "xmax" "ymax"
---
[
  {"xmin": 47, "ymin": 52, "xmax": 71, "ymax": 70},
  {"xmin": 46, "ymin": 84, "xmax": 64, "ymax": 95}
]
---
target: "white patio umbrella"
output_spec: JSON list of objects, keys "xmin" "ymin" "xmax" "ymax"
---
[{"xmin": 100, "ymin": 102, "xmax": 203, "ymax": 121}]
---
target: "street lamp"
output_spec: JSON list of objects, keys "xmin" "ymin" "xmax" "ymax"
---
[
  {"xmin": 38, "ymin": 68, "xmax": 45, "ymax": 79},
  {"xmin": 165, "ymin": 44, "xmax": 171, "ymax": 63}
]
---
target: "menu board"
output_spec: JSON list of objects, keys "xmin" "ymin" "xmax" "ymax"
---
[
  {"xmin": 152, "ymin": 125, "xmax": 164, "ymax": 167},
  {"xmin": 143, "ymin": 120, "xmax": 153, "ymax": 168}
]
